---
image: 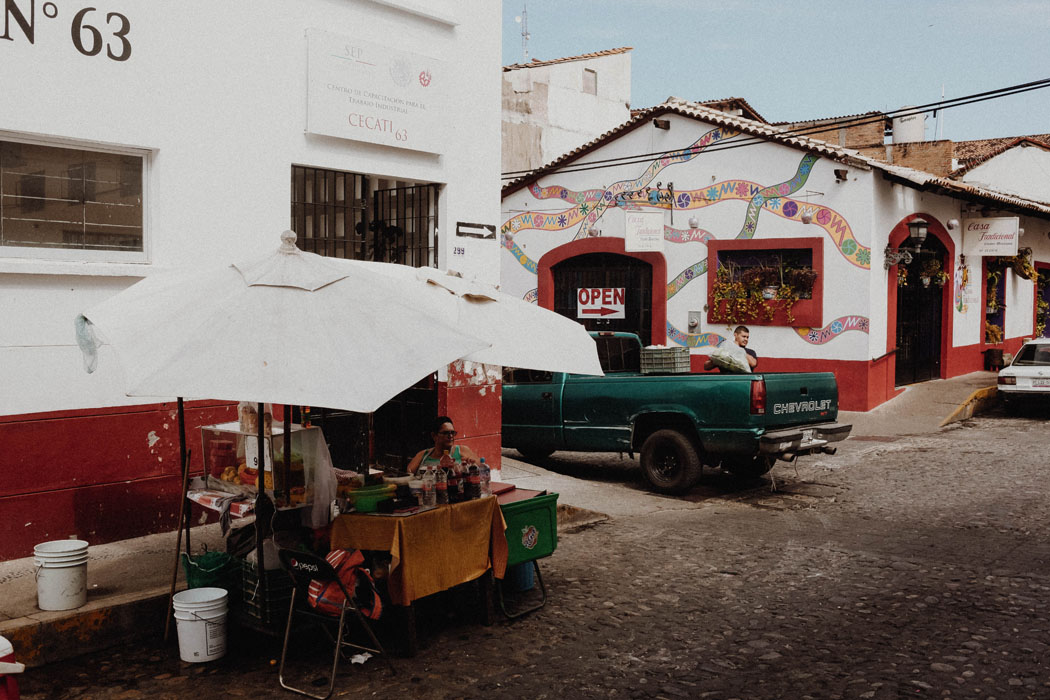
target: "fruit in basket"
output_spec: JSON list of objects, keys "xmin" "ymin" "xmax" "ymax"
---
[{"xmin": 221, "ymin": 465, "xmax": 238, "ymax": 482}]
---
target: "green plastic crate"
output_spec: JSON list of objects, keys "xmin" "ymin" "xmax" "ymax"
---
[
  {"xmin": 640, "ymin": 346, "xmax": 690, "ymax": 374},
  {"xmin": 500, "ymin": 492, "xmax": 558, "ymax": 566}
]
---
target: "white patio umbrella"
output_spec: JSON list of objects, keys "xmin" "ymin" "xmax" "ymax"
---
[
  {"xmin": 76, "ymin": 231, "xmax": 491, "ymax": 412},
  {"xmin": 345, "ymin": 262, "xmax": 604, "ymax": 376}
]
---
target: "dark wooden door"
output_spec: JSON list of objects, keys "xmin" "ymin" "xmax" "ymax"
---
[
  {"xmin": 552, "ymin": 253, "xmax": 652, "ymax": 346},
  {"xmin": 895, "ymin": 239, "xmax": 947, "ymax": 386}
]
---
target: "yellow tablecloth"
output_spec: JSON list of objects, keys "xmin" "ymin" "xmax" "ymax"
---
[{"xmin": 330, "ymin": 496, "xmax": 508, "ymax": 606}]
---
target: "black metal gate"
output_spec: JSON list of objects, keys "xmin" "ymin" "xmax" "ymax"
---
[
  {"xmin": 895, "ymin": 238, "xmax": 947, "ymax": 386},
  {"xmin": 552, "ymin": 253, "xmax": 652, "ymax": 346}
]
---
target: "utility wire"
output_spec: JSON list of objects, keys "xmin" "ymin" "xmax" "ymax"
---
[
  {"xmin": 500, "ymin": 77, "xmax": 1050, "ymax": 181},
  {"xmin": 518, "ymin": 82, "xmax": 1050, "ymax": 179}
]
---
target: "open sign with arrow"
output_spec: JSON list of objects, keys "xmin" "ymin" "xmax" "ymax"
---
[{"xmin": 577, "ymin": 288, "xmax": 625, "ymax": 319}]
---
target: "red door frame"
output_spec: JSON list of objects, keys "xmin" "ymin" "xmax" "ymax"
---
[
  {"xmin": 536, "ymin": 237, "xmax": 667, "ymax": 345},
  {"xmin": 885, "ymin": 213, "xmax": 955, "ymax": 383}
]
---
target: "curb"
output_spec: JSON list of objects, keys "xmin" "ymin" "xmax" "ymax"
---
[
  {"xmin": 1, "ymin": 590, "xmax": 170, "ymax": 668},
  {"xmin": 556, "ymin": 503, "xmax": 608, "ymax": 531},
  {"xmin": 939, "ymin": 385, "xmax": 999, "ymax": 427}
]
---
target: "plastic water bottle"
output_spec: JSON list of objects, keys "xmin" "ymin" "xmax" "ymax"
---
[
  {"xmin": 435, "ymin": 467, "xmax": 448, "ymax": 504},
  {"xmin": 410, "ymin": 473, "xmax": 424, "ymax": 505},
  {"xmin": 422, "ymin": 468, "xmax": 436, "ymax": 507},
  {"xmin": 479, "ymin": 458, "xmax": 491, "ymax": 496}
]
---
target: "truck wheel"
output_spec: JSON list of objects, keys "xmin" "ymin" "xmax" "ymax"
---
[
  {"xmin": 640, "ymin": 430, "xmax": 702, "ymax": 495},
  {"xmin": 517, "ymin": 447, "xmax": 555, "ymax": 463},
  {"xmin": 722, "ymin": 455, "xmax": 775, "ymax": 478}
]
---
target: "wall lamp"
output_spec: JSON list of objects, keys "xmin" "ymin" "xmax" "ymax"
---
[
  {"xmin": 653, "ymin": 118, "xmax": 670, "ymax": 130},
  {"xmin": 884, "ymin": 217, "xmax": 929, "ymax": 269}
]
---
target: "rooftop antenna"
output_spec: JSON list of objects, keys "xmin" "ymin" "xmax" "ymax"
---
[
  {"xmin": 514, "ymin": 3, "xmax": 530, "ymax": 62},
  {"xmin": 936, "ymin": 84, "xmax": 945, "ymax": 140}
]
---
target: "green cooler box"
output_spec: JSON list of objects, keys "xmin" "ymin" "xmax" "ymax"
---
[{"xmin": 498, "ymin": 492, "xmax": 558, "ymax": 617}]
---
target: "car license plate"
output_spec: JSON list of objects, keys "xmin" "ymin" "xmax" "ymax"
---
[
  {"xmin": 801, "ymin": 429, "xmax": 814, "ymax": 443},
  {"xmin": 1033, "ymin": 378, "xmax": 1050, "ymax": 387}
]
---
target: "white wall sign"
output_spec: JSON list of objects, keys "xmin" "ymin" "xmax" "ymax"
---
[
  {"xmin": 577, "ymin": 288, "xmax": 625, "ymax": 319},
  {"xmin": 964, "ymin": 217, "xmax": 1019, "ymax": 257},
  {"xmin": 624, "ymin": 211, "xmax": 665, "ymax": 252},
  {"xmin": 306, "ymin": 28, "xmax": 446, "ymax": 153}
]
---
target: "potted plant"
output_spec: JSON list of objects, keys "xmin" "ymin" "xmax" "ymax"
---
[
  {"xmin": 710, "ymin": 261, "xmax": 816, "ymax": 326},
  {"xmin": 920, "ymin": 258, "xmax": 949, "ymax": 288},
  {"xmin": 1008, "ymin": 247, "xmax": 1038, "ymax": 282},
  {"xmin": 985, "ymin": 321, "xmax": 1003, "ymax": 345},
  {"xmin": 986, "ymin": 268, "xmax": 1003, "ymax": 314}
]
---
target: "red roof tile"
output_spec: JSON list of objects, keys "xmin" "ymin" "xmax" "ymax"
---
[
  {"xmin": 503, "ymin": 47, "xmax": 632, "ymax": 71},
  {"xmin": 951, "ymin": 134, "xmax": 1050, "ymax": 174}
]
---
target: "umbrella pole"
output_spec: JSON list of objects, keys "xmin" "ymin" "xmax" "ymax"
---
[
  {"xmin": 283, "ymin": 405, "xmax": 291, "ymax": 513},
  {"xmin": 179, "ymin": 398, "xmax": 190, "ymax": 554},
  {"xmin": 164, "ymin": 397, "xmax": 190, "ymax": 642}
]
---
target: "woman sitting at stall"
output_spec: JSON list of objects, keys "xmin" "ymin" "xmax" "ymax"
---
[{"xmin": 406, "ymin": 416, "xmax": 479, "ymax": 474}]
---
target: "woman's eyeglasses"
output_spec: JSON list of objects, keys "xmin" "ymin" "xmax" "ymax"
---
[{"xmin": 437, "ymin": 430, "xmax": 457, "ymax": 437}]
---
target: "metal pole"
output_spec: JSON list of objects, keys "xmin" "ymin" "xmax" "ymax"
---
[{"xmin": 178, "ymin": 398, "xmax": 190, "ymax": 556}]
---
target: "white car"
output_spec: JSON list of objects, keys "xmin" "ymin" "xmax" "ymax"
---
[{"xmin": 997, "ymin": 338, "xmax": 1050, "ymax": 407}]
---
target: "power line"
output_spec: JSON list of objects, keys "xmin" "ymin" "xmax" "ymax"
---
[{"xmin": 501, "ymin": 77, "xmax": 1050, "ymax": 181}]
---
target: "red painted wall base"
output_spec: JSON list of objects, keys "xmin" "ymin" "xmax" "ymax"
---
[{"xmin": 0, "ymin": 401, "xmax": 236, "ymax": 561}]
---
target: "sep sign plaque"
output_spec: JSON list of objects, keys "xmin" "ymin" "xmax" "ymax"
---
[
  {"xmin": 306, "ymin": 29, "xmax": 446, "ymax": 154},
  {"xmin": 577, "ymin": 288, "xmax": 626, "ymax": 319}
]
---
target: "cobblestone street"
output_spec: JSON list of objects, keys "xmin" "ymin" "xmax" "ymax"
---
[{"xmin": 18, "ymin": 409, "xmax": 1050, "ymax": 699}]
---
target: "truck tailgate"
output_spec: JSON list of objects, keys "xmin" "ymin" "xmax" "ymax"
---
[{"xmin": 762, "ymin": 372, "xmax": 839, "ymax": 428}]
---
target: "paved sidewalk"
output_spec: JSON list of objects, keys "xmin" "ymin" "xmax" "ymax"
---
[{"xmin": 0, "ymin": 371, "xmax": 999, "ymax": 668}]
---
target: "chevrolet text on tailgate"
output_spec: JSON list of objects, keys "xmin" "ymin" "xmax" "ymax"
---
[{"xmin": 502, "ymin": 332, "xmax": 852, "ymax": 495}]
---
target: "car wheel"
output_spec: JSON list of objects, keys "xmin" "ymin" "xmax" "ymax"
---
[
  {"xmin": 640, "ymin": 429, "xmax": 702, "ymax": 495},
  {"xmin": 722, "ymin": 455, "xmax": 776, "ymax": 478},
  {"xmin": 517, "ymin": 446, "xmax": 555, "ymax": 463}
]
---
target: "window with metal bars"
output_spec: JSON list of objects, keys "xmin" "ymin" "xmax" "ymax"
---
[
  {"xmin": 372, "ymin": 184, "xmax": 437, "ymax": 268},
  {"xmin": 290, "ymin": 165, "xmax": 438, "ymax": 268},
  {"xmin": 290, "ymin": 165, "xmax": 367, "ymax": 259}
]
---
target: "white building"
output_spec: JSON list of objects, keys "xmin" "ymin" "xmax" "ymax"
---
[
  {"xmin": 0, "ymin": 0, "xmax": 501, "ymax": 559},
  {"xmin": 502, "ymin": 47, "xmax": 632, "ymax": 176},
  {"xmin": 501, "ymin": 99, "xmax": 1050, "ymax": 411}
]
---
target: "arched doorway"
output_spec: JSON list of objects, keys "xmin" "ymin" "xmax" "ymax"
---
[
  {"xmin": 552, "ymin": 252, "xmax": 653, "ymax": 345},
  {"xmin": 895, "ymin": 232, "xmax": 949, "ymax": 385}
]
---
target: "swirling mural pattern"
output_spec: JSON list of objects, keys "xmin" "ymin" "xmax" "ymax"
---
[
  {"xmin": 794, "ymin": 315, "xmax": 870, "ymax": 344},
  {"xmin": 666, "ymin": 322, "xmax": 725, "ymax": 348}
]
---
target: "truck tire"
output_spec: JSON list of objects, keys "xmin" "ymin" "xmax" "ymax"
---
[
  {"xmin": 640, "ymin": 430, "xmax": 702, "ymax": 495},
  {"xmin": 517, "ymin": 446, "xmax": 555, "ymax": 463},
  {"xmin": 722, "ymin": 455, "xmax": 775, "ymax": 478}
]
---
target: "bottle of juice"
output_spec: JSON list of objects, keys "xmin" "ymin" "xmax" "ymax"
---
[{"xmin": 435, "ymin": 467, "xmax": 448, "ymax": 504}]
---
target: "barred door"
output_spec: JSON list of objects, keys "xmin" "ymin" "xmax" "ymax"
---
[{"xmin": 552, "ymin": 253, "xmax": 652, "ymax": 346}]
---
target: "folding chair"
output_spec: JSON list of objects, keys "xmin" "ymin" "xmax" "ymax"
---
[{"xmin": 277, "ymin": 548, "xmax": 394, "ymax": 699}]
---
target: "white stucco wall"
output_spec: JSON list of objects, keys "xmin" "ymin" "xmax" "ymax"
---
[
  {"xmin": 502, "ymin": 52, "xmax": 631, "ymax": 174},
  {"xmin": 962, "ymin": 146, "xmax": 1050, "ymax": 204},
  {"xmin": 502, "ymin": 113, "xmax": 881, "ymax": 362},
  {"xmin": 501, "ymin": 112, "xmax": 1048, "ymax": 370},
  {"xmin": 0, "ymin": 0, "xmax": 501, "ymax": 416}
]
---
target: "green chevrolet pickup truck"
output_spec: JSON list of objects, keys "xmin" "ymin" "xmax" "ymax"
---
[{"xmin": 502, "ymin": 332, "xmax": 851, "ymax": 494}]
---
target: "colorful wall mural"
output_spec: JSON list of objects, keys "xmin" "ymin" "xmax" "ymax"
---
[
  {"xmin": 795, "ymin": 316, "xmax": 871, "ymax": 345},
  {"xmin": 502, "ymin": 124, "xmax": 873, "ymax": 349}
]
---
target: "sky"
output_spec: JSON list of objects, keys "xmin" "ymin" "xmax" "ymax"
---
[{"xmin": 501, "ymin": 0, "xmax": 1050, "ymax": 143}]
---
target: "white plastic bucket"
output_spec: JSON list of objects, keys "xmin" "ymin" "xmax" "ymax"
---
[
  {"xmin": 172, "ymin": 587, "xmax": 228, "ymax": 663},
  {"xmin": 33, "ymin": 540, "xmax": 89, "ymax": 611}
]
